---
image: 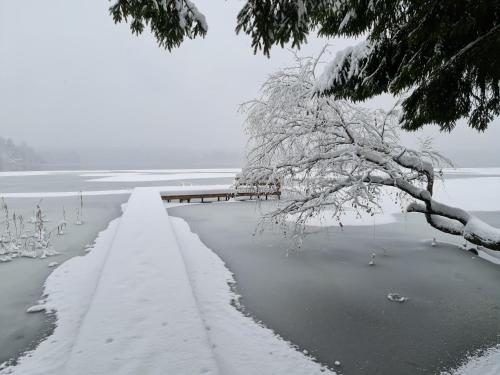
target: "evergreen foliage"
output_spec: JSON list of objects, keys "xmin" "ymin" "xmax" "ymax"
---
[
  {"xmin": 109, "ymin": 0, "xmax": 207, "ymax": 51},
  {"xmin": 110, "ymin": 0, "xmax": 500, "ymax": 131}
]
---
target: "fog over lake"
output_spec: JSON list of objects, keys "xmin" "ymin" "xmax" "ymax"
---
[{"xmin": 0, "ymin": 0, "xmax": 499, "ymax": 168}]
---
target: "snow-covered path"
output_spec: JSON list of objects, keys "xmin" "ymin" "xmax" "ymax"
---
[
  {"xmin": 1, "ymin": 188, "xmax": 332, "ymax": 375},
  {"xmin": 61, "ymin": 188, "xmax": 220, "ymax": 375}
]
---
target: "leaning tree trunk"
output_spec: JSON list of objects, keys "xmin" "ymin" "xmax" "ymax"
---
[
  {"xmin": 407, "ymin": 200, "xmax": 500, "ymax": 251},
  {"xmin": 364, "ymin": 152, "xmax": 500, "ymax": 251}
]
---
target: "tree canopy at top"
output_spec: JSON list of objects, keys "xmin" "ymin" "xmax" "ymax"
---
[{"xmin": 110, "ymin": 0, "xmax": 500, "ymax": 132}]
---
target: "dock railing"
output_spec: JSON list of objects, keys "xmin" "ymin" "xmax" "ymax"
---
[{"xmin": 161, "ymin": 178, "xmax": 281, "ymax": 203}]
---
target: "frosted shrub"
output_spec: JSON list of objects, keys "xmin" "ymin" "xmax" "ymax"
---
[{"xmin": 0, "ymin": 196, "xmax": 87, "ymax": 263}]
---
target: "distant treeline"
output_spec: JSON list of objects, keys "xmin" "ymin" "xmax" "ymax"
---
[{"xmin": 0, "ymin": 137, "xmax": 43, "ymax": 171}]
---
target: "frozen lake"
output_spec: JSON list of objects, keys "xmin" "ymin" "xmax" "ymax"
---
[
  {"xmin": 1, "ymin": 168, "xmax": 500, "ymax": 374},
  {"xmin": 170, "ymin": 202, "xmax": 500, "ymax": 375}
]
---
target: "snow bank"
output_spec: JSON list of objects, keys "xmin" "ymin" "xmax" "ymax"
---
[
  {"xmin": 87, "ymin": 172, "xmax": 237, "ymax": 183},
  {"xmin": 2, "ymin": 187, "xmax": 333, "ymax": 375},
  {"xmin": 442, "ymin": 345, "xmax": 500, "ymax": 375},
  {"xmin": 171, "ymin": 216, "xmax": 334, "ymax": 375}
]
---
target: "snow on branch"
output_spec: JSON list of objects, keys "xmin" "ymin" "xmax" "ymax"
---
[
  {"xmin": 314, "ymin": 40, "xmax": 373, "ymax": 94},
  {"xmin": 109, "ymin": 0, "xmax": 207, "ymax": 50},
  {"xmin": 241, "ymin": 47, "xmax": 500, "ymax": 251}
]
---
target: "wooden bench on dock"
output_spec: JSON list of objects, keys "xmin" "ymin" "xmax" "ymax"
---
[
  {"xmin": 161, "ymin": 192, "xmax": 233, "ymax": 203},
  {"xmin": 161, "ymin": 179, "xmax": 281, "ymax": 203}
]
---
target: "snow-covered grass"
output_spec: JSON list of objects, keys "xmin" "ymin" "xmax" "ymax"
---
[{"xmin": 1, "ymin": 188, "xmax": 334, "ymax": 375}]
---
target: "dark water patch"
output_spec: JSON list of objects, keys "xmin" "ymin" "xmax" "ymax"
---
[{"xmin": 169, "ymin": 202, "xmax": 500, "ymax": 375}]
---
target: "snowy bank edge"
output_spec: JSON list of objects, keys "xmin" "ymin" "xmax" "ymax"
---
[
  {"xmin": 169, "ymin": 215, "xmax": 336, "ymax": 375},
  {"xmin": 441, "ymin": 344, "xmax": 500, "ymax": 375},
  {"xmin": 0, "ymin": 208, "xmax": 123, "ymax": 374}
]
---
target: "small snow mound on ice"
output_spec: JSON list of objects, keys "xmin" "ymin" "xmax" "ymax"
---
[
  {"xmin": 369, "ymin": 253, "xmax": 376, "ymax": 266},
  {"xmin": 26, "ymin": 304, "xmax": 46, "ymax": 313},
  {"xmin": 387, "ymin": 293, "xmax": 408, "ymax": 303},
  {"xmin": 334, "ymin": 361, "xmax": 341, "ymax": 367},
  {"xmin": 48, "ymin": 262, "xmax": 58, "ymax": 267}
]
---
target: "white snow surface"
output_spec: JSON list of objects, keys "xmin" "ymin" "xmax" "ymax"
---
[
  {"xmin": 0, "ymin": 168, "xmax": 241, "ymax": 178},
  {"xmin": 2, "ymin": 188, "xmax": 333, "ymax": 375},
  {"xmin": 25, "ymin": 304, "xmax": 47, "ymax": 313},
  {"xmin": 0, "ymin": 184, "xmax": 232, "ymax": 198},
  {"xmin": 0, "ymin": 190, "xmax": 133, "ymax": 198},
  {"xmin": 87, "ymin": 172, "xmax": 237, "ymax": 183},
  {"xmin": 442, "ymin": 345, "xmax": 500, "ymax": 375},
  {"xmin": 441, "ymin": 167, "xmax": 500, "ymax": 176},
  {"xmin": 293, "ymin": 177, "xmax": 500, "ymax": 227}
]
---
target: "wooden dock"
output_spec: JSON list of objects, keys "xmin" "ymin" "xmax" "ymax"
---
[
  {"xmin": 161, "ymin": 179, "xmax": 280, "ymax": 202},
  {"xmin": 161, "ymin": 178, "xmax": 281, "ymax": 203},
  {"xmin": 160, "ymin": 191, "xmax": 281, "ymax": 203},
  {"xmin": 161, "ymin": 192, "xmax": 232, "ymax": 203}
]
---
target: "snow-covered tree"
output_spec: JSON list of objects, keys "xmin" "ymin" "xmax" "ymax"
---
[
  {"xmin": 240, "ymin": 50, "xmax": 500, "ymax": 251},
  {"xmin": 110, "ymin": 0, "xmax": 500, "ymax": 132}
]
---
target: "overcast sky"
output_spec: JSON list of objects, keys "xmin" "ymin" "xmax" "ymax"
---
[{"xmin": 0, "ymin": 0, "xmax": 499, "ymax": 168}]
